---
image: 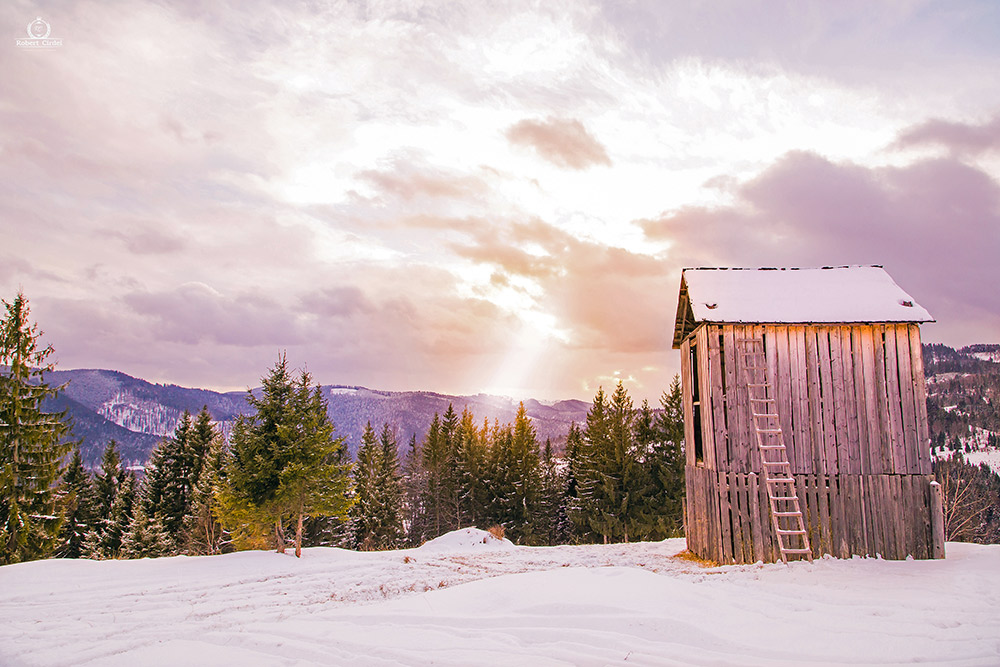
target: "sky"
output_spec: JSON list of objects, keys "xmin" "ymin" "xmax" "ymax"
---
[{"xmin": 3, "ymin": 0, "xmax": 1000, "ymax": 402}]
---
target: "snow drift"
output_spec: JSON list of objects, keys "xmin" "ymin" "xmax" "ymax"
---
[{"xmin": 0, "ymin": 532, "xmax": 997, "ymax": 666}]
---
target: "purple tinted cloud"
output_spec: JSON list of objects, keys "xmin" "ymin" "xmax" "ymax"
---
[{"xmin": 894, "ymin": 114, "xmax": 1000, "ymax": 156}]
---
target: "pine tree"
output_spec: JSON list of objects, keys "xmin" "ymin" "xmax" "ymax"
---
[
  {"xmin": 573, "ymin": 382, "xmax": 643, "ymax": 543},
  {"xmin": 93, "ymin": 440, "xmax": 126, "ymax": 521},
  {"xmin": 421, "ymin": 413, "xmax": 450, "ymax": 537},
  {"xmin": 352, "ymin": 422, "xmax": 381, "ymax": 549},
  {"xmin": 374, "ymin": 423, "xmax": 404, "ymax": 549},
  {"xmin": 647, "ymin": 377, "xmax": 686, "ymax": 538},
  {"xmin": 454, "ymin": 410, "xmax": 488, "ymax": 529},
  {"xmin": 403, "ymin": 434, "xmax": 431, "ymax": 546},
  {"xmin": 56, "ymin": 448, "xmax": 96, "ymax": 558},
  {"xmin": 85, "ymin": 471, "xmax": 136, "ymax": 559},
  {"xmin": 0, "ymin": 292, "xmax": 72, "ymax": 564},
  {"xmin": 538, "ymin": 438, "xmax": 571, "ymax": 545},
  {"xmin": 144, "ymin": 408, "xmax": 216, "ymax": 548},
  {"xmin": 121, "ymin": 504, "xmax": 175, "ymax": 559},
  {"xmin": 351, "ymin": 422, "xmax": 405, "ymax": 550},
  {"xmin": 183, "ymin": 427, "xmax": 227, "ymax": 555},
  {"xmin": 217, "ymin": 356, "xmax": 353, "ymax": 557}
]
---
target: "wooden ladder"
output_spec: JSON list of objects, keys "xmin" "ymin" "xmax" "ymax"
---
[{"xmin": 737, "ymin": 336, "xmax": 813, "ymax": 564}]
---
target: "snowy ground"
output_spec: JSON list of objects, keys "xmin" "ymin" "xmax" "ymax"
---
[{"xmin": 1, "ymin": 528, "xmax": 998, "ymax": 666}]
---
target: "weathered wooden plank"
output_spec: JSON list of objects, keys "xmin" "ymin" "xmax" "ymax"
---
[
  {"xmin": 872, "ymin": 326, "xmax": 894, "ymax": 474},
  {"xmin": 895, "ymin": 325, "xmax": 918, "ymax": 474},
  {"xmin": 881, "ymin": 475, "xmax": 895, "ymax": 558},
  {"xmin": 773, "ymin": 327, "xmax": 795, "ymax": 470},
  {"xmin": 818, "ymin": 328, "xmax": 839, "ymax": 474},
  {"xmin": 792, "ymin": 327, "xmax": 811, "ymax": 473},
  {"xmin": 864, "ymin": 475, "xmax": 879, "ymax": 558},
  {"xmin": 891, "ymin": 475, "xmax": 905, "ymax": 559},
  {"xmin": 708, "ymin": 327, "xmax": 729, "ymax": 472},
  {"xmin": 901, "ymin": 474, "xmax": 915, "ymax": 558},
  {"xmin": 796, "ymin": 474, "xmax": 813, "ymax": 556},
  {"xmin": 696, "ymin": 326, "xmax": 716, "ymax": 470},
  {"xmin": 884, "ymin": 327, "xmax": 907, "ymax": 475},
  {"xmin": 839, "ymin": 327, "xmax": 861, "ymax": 475},
  {"xmin": 749, "ymin": 473, "xmax": 764, "ymax": 562},
  {"xmin": 826, "ymin": 328, "xmax": 846, "ymax": 473},
  {"xmin": 848, "ymin": 475, "xmax": 864, "ymax": 556},
  {"xmin": 681, "ymin": 339, "xmax": 696, "ymax": 467},
  {"xmin": 718, "ymin": 471, "xmax": 733, "ymax": 563},
  {"xmin": 909, "ymin": 325, "xmax": 932, "ymax": 474},
  {"xmin": 817, "ymin": 474, "xmax": 832, "ymax": 557},
  {"xmin": 685, "ymin": 468, "xmax": 697, "ymax": 554},
  {"xmin": 834, "ymin": 475, "xmax": 850, "ymax": 558},
  {"xmin": 740, "ymin": 474, "xmax": 755, "ymax": 564},
  {"xmin": 730, "ymin": 473, "xmax": 752, "ymax": 563},
  {"xmin": 859, "ymin": 327, "xmax": 880, "ymax": 475},
  {"xmin": 850, "ymin": 329, "xmax": 869, "ymax": 475},
  {"xmin": 696, "ymin": 468, "xmax": 708, "ymax": 557},
  {"xmin": 805, "ymin": 328, "xmax": 826, "ymax": 475},
  {"xmin": 722, "ymin": 326, "xmax": 743, "ymax": 473}
]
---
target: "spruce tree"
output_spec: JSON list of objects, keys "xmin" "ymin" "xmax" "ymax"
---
[
  {"xmin": 351, "ymin": 422, "xmax": 381, "ymax": 549},
  {"xmin": 0, "ymin": 292, "xmax": 73, "ymax": 564},
  {"xmin": 374, "ymin": 423, "xmax": 404, "ymax": 549},
  {"xmin": 403, "ymin": 434, "xmax": 431, "ymax": 546},
  {"xmin": 85, "ymin": 471, "xmax": 136, "ymax": 559},
  {"xmin": 420, "ymin": 413, "xmax": 449, "ymax": 537},
  {"xmin": 93, "ymin": 440, "xmax": 126, "ymax": 521},
  {"xmin": 539, "ymin": 438, "xmax": 572, "ymax": 545},
  {"xmin": 56, "ymin": 448, "xmax": 96, "ymax": 558},
  {"xmin": 648, "ymin": 377, "xmax": 686, "ymax": 538},
  {"xmin": 183, "ymin": 427, "xmax": 227, "ymax": 555},
  {"xmin": 217, "ymin": 356, "xmax": 352, "ymax": 557},
  {"xmin": 121, "ymin": 504, "xmax": 175, "ymax": 559},
  {"xmin": 454, "ymin": 410, "xmax": 488, "ymax": 529}
]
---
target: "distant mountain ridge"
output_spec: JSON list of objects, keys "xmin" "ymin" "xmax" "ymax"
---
[{"xmin": 41, "ymin": 369, "xmax": 591, "ymax": 468}]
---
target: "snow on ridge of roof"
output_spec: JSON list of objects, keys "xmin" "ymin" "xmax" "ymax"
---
[{"xmin": 680, "ymin": 265, "xmax": 934, "ymax": 325}]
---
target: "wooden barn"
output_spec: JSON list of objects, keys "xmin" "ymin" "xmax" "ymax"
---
[{"xmin": 674, "ymin": 266, "xmax": 946, "ymax": 563}]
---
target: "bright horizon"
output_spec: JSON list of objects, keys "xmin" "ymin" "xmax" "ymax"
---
[{"xmin": 4, "ymin": 1, "xmax": 1000, "ymax": 402}]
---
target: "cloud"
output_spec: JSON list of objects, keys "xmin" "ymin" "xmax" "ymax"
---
[
  {"xmin": 893, "ymin": 114, "xmax": 1000, "ymax": 156},
  {"xmin": 357, "ymin": 154, "xmax": 490, "ymax": 202},
  {"xmin": 642, "ymin": 149, "xmax": 1000, "ymax": 345},
  {"xmin": 506, "ymin": 117, "xmax": 612, "ymax": 169}
]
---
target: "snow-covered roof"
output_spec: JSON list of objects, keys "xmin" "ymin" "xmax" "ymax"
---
[{"xmin": 673, "ymin": 266, "xmax": 933, "ymax": 348}]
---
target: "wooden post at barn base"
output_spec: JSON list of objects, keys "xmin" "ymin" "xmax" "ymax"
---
[{"xmin": 929, "ymin": 480, "xmax": 946, "ymax": 559}]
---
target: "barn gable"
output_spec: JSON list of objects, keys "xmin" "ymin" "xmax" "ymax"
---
[{"xmin": 673, "ymin": 266, "xmax": 933, "ymax": 349}]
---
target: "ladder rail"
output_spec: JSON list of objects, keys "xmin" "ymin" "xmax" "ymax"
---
[{"xmin": 738, "ymin": 335, "xmax": 813, "ymax": 564}]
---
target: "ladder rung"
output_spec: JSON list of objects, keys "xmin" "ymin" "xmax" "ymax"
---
[
  {"xmin": 770, "ymin": 495, "xmax": 798, "ymax": 501},
  {"xmin": 747, "ymin": 382, "xmax": 769, "ymax": 387},
  {"xmin": 749, "ymin": 397, "xmax": 773, "ymax": 402},
  {"xmin": 776, "ymin": 529, "xmax": 807, "ymax": 535},
  {"xmin": 762, "ymin": 460, "xmax": 790, "ymax": 466},
  {"xmin": 781, "ymin": 549, "xmax": 813, "ymax": 554},
  {"xmin": 757, "ymin": 428, "xmax": 782, "ymax": 433},
  {"xmin": 759, "ymin": 445, "xmax": 785, "ymax": 450},
  {"xmin": 773, "ymin": 511, "xmax": 802, "ymax": 517},
  {"xmin": 753, "ymin": 413, "xmax": 779, "ymax": 419},
  {"xmin": 766, "ymin": 477, "xmax": 794, "ymax": 483}
]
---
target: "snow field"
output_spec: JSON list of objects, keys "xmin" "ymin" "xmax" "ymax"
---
[{"xmin": 0, "ymin": 529, "xmax": 998, "ymax": 666}]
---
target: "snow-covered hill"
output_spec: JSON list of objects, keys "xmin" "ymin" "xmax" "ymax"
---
[{"xmin": 1, "ymin": 530, "xmax": 997, "ymax": 666}]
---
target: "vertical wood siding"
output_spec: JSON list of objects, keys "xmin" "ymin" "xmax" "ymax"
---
[
  {"xmin": 692, "ymin": 323, "xmax": 931, "ymax": 476},
  {"xmin": 684, "ymin": 467, "xmax": 937, "ymax": 563},
  {"xmin": 682, "ymin": 322, "xmax": 936, "ymax": 563}
]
